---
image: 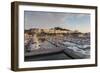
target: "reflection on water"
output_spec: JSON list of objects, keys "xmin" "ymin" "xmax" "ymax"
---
[
  {"xmin": 32, "ymin": 34, "xmax": 40, "ymax": 50},
  {"xmin": 25, "ymin": 52, "xmax": 71, "ymax": 61},
  {"xmin": 30, "ymin": 34, "xmax": 48, "ymax": 50}
]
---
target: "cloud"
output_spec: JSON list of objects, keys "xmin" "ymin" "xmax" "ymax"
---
[{"xmin": 24, "ymin": 11, "xmax": 90, "ymax": 32}]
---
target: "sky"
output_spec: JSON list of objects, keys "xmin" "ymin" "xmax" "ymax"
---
[{"xmin": 24, "ymin": 11, "xmax": 90, "ymax": 33}]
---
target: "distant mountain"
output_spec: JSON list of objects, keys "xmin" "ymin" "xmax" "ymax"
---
[
  {"xmin": 25, "ymin": 27, "xmax": 89, "ymax": 34},
  {"xmin": 51, "ymin": 27, "xmax": 71, "ymax": 31}
]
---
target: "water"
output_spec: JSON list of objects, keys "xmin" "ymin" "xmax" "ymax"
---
[
  {"xmin": 24, "ymin": 35, "xmax": 90, "ymax": 61},
  {"xmin": 25, "ymin": 52, "xmax": 71, "ymax": 61}
]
